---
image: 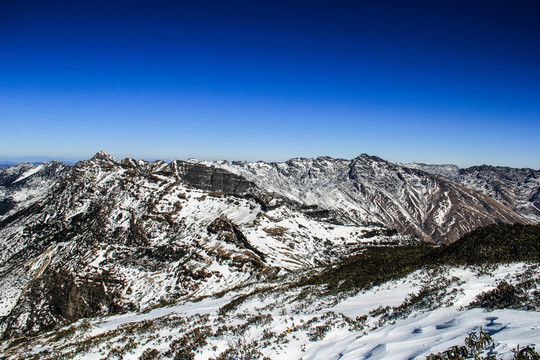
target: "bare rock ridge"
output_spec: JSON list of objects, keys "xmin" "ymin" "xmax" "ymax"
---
[{"xmin": 171, "ymin": 160, "xmax": 259, "ymax": 196}]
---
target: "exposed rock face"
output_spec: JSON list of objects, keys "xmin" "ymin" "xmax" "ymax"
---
[
  {"xmin": 199, "ymin": 154, "xmax": 529, "ymax": 243},
  {"xmin": 3, "ymin": 267, "xmax": 128, "ymax": 335},
  {"xmin": 1, "ymin": 152, "xmax": 404, "ymax": 337},
  {"xmin": 171, "ymin": 161, "xmax": 259, "ymax": 195},
  {"xmin": 406, "ymin": 163, "xmax": 540, "ymax": 223},
  {"xmin": 207, "ymin": 217, "xmax": 267, "ymax": 263}
]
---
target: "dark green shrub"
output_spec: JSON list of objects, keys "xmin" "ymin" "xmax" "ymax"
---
[
  {"xmin": 293, "ymin": 224, "xmax": 540, "ymax": 295},
  {"xmin": 139, "ymin": 348, "xmax": 162, "ymax": 360},
  {"xmin": 426, "ymin": 329, "xmax": 539, "ymax": 360}
]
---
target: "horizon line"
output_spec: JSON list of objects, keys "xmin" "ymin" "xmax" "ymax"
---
[{"xmin": 1, "ymin": 151, "xmax": 539, "ymax": 171}]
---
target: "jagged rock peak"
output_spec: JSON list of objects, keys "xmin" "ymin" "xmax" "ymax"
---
[
  {"xmin": 286, "ymin": 157, "xmax": 312, "ymax": 163},
  {"xmin": 89, "ymin": 150, "xmax": 118, "ymax": 163},
  {"xmin": 354, "ymin": 153, "xmax": 386, "ymax": 163},
  {"xmin": 316, "ymin": 155, "xmax": 348, "ymax": 162}
]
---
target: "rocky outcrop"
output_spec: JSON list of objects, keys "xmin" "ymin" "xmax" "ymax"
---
[
  {"xmin": 207, "ymin": 217, "xmax": 266, "ymax": 262},
  {"xmin": 2, "ymin": 267, "xmax": 128, "ymax": 337},
  {"xmin": 170, "ymin": 160, "xmax": 259, "ymax": 196}
]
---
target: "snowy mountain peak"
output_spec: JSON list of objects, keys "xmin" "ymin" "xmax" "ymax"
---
[
  {"xmin": 355, "ymin": 153, "xmax": 386, "ymax": 163},
  {"xmin": 89, "ymin": 150, "xmax": 118, "ymax": 163}
]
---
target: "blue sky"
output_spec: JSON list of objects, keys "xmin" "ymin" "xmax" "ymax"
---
[{"xmin": 1, "ymin": 0, "xmax": 539, "ymax": 168}]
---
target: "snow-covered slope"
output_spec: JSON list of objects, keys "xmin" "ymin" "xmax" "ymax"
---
[
  {"xmin": 0, "ymin": 152, "xmax": 407, "ymax": 337},
  {"xmin": 407, "ymin": 163, "xmax": 540, "ymax": 223},
  {"xmin": 0, "ymin": 161, "xmax": 69, "ymax": 221},
  {"xmin": 2, "ymin": 262, "xmax": 538, "ymax": 359},
  {"xmin": 198, "ymin": 154, "xmax": 528, "ymax": 243}
]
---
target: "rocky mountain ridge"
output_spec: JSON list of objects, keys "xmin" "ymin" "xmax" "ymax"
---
[
  {"xmin": 198, "ymin": 154, "xmax": 530, "ymax": 243},
  {"xmin": 0, "ymin": 151, "xmax": 537, "ymax": 339}
]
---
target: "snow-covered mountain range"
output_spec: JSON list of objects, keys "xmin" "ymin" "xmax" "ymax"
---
[
  {"xmin": 0, "ymin": 152, "xmax": 410, "ymax": 338},
  {"xmin": 197, "ymin": 154, "xmax": 530, "ymax": 243},
  {"xmin": 0, "ymin": 151, "xmax": 539, "ymax": 359}
]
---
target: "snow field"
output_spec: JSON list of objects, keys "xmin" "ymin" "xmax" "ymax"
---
[{"xmin": 3, "ymin": 262, "xmax": 538, "ymax": 359}]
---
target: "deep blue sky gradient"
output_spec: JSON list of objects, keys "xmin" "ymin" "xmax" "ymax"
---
[{"xmin": 1, "ymin": 0, "xmax": 539, "ymax": 167}]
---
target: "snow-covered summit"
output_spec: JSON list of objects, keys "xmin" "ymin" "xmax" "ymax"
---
[{"xmin": 87, "ymin": 149, "xmax": 119, "ymax": 164}]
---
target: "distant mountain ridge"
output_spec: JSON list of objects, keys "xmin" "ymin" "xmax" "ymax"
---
[
  {"xmin": 198, "ymin": 154, "xmax": 530, "ymax": 243},
  {"xmin": 405, "ymin": 162, "xmax": 540, "ymax": 223},
  {"xmin": 0, "ymin": 156, "xmax": 78, "ymax": 166}
]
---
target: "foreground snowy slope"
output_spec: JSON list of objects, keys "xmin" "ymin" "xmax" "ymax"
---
[{"xmin": 2, "ymin": 258, "xmax": 539, "ymax": 359}]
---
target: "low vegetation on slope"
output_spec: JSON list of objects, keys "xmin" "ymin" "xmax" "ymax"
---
[
  {"xmin": 427, "ymin": 329, "xmax": 539, "ymax": 360},
  {"xmin": 296, "ymin": 223, "xmax": 540, "ymax": 295},
  {"xmin": 439, "ymin": 223, "xmax": 540, "ymax": 265}
]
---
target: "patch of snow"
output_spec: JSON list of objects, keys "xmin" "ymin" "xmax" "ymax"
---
[{"xmin": 13, "ymin": 164, "xmax": 44, "ymax": 183}]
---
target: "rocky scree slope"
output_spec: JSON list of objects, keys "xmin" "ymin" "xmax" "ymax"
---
[
  {"xmin": 0, "ymin": 152, "xmax": 406, "ymax": 338},
  {"xmin": 198, "ymin": 154, "xmax": 528, "ymax": 243},
  {"xmin": 406, "ymin": 163, "xmax": 540, "ymax": 224}
]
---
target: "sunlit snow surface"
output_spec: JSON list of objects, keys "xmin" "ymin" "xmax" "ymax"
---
[{"xmin": 3, "ymin": 263, "xmax": 539, "ymax": 359}]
